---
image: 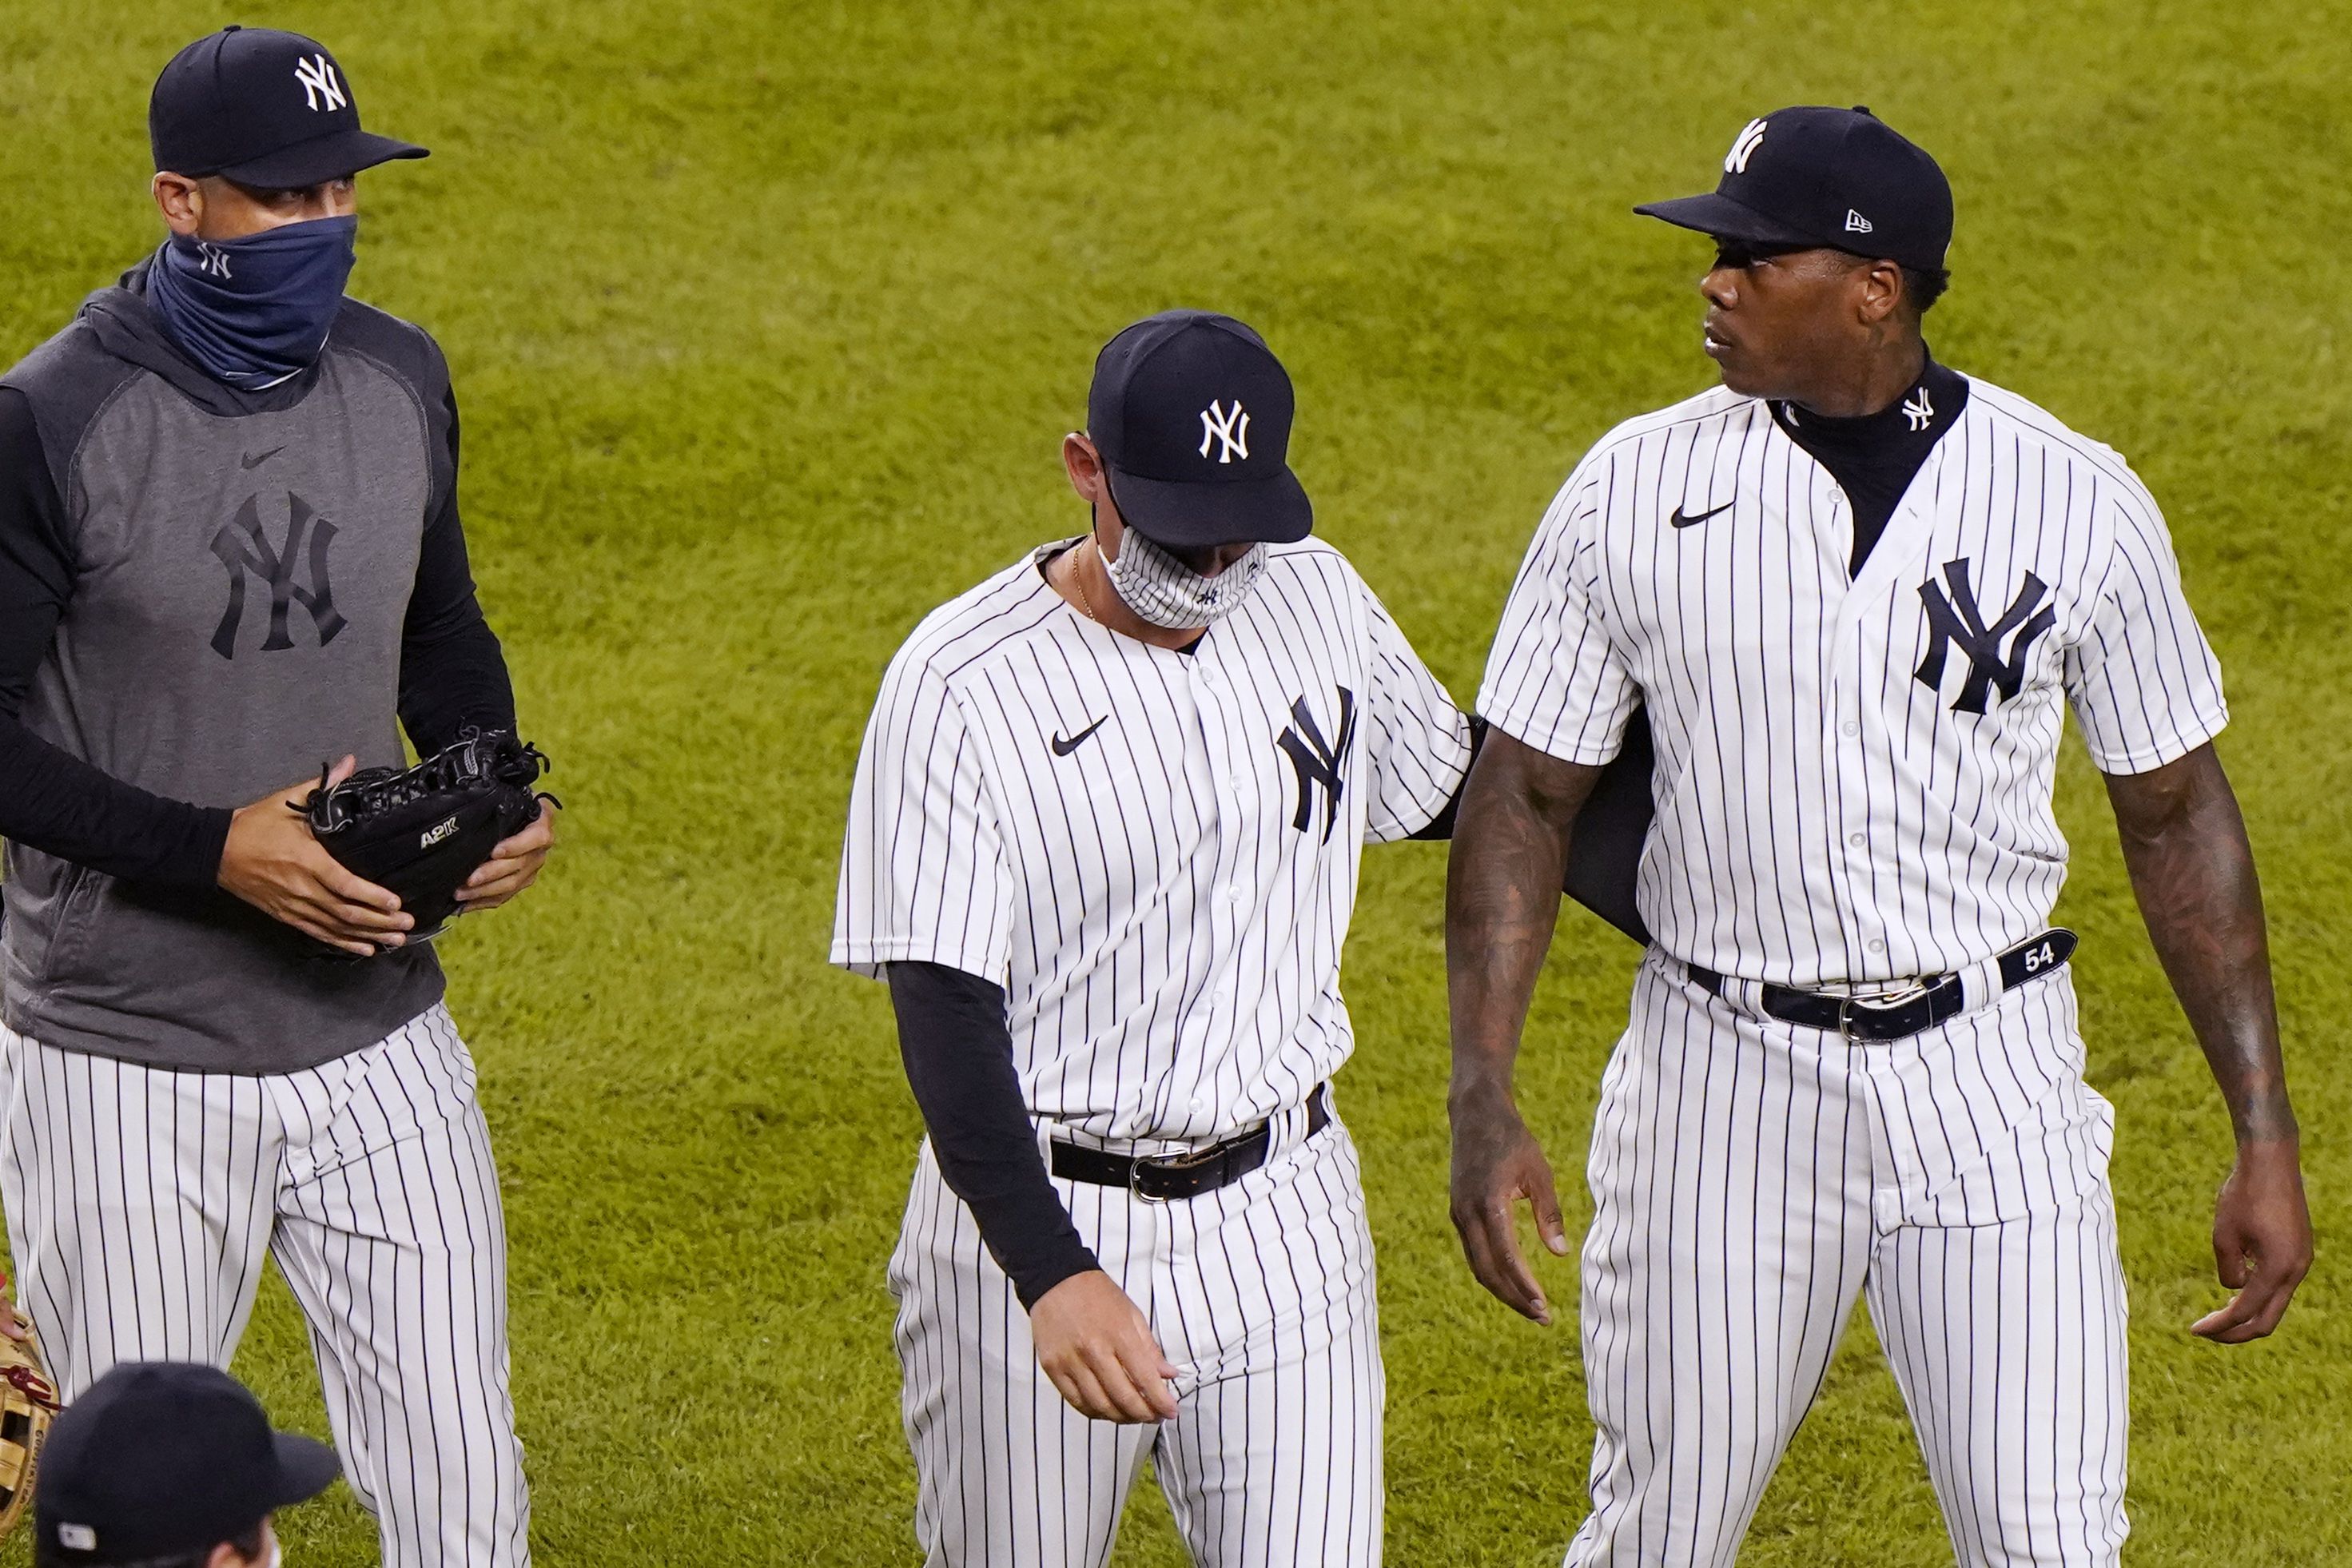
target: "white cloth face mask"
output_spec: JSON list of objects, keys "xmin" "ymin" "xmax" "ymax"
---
[{"xmin": 1101, "ymin": 525, "xmax": 1268, "ymax": 629}]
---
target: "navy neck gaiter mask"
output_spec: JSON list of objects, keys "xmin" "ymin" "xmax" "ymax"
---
[{"xmin": 145, "ymin": 215, "xmax": 359, "ymax": 391}]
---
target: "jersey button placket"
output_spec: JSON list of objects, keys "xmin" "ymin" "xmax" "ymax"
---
[
  {"xmin": 1196, "ymin": 654, "xmax": 1264, "ymax": 1107},
  {"xmin": 1191, "ymin": 656, "xmax": 1248, "ymax": 982},
  {"xmin": 1826, "ymin": 673, "xmax": 1880, "ymax": 959}
]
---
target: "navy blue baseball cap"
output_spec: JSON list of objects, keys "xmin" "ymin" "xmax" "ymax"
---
[
  {"xmin": 36, "ymin": 1363, "xmax": 338, "ymax": 1565},
  {"xmin": 1637, "ymin": 105, "xmax": 1952, "ymax": 273},
  {"xmin": 150, "ymin": 27, "xmax": 428, "ymax": 188},
  {"xmin": 1087, "ymin": 310, "xmax": 1313, "ymax": 549}
]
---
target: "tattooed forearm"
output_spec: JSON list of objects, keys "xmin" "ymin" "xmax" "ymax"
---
[
  {"xmin": 2103, "ymin": 743, "xmax": 2296, "ymax": 1146},
  {"xmin": 1445, "ymin": 731, "xmax": 1605, "ymax": 1105}
]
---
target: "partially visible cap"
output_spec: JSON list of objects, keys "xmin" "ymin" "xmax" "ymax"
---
[
  {"xmin": 37, "ymin": 1363, "xmax": 339, "ymax": 1565},
  {"xmin": 1086, "ymin": 309, "xmax": 1313, "ymax": 549},
  {"xmin": 1635, "ymin": 105, "xmax": 1952, "ymax": 272},
  {"xmin": 150, "ymin": 26, "xmax": 428, "ymax": 188}
]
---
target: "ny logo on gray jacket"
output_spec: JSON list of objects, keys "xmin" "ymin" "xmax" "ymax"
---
[{"xmin": 209, "ymin": 491, "xmax": 347, "ymax": 659}]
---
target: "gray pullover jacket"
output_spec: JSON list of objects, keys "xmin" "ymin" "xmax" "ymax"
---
[{"xmin": 0, "ymin": 259, "xmax": 515, "ymax": 1073}]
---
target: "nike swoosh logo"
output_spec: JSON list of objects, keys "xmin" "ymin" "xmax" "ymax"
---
[
  {"xmin": 1051, "ymin": 716, "xmax": 1109, "ymax": 757},
  {"xmin": 241, "ymin": 446, "xmax": 287, "ymax": 471},
  {"xmin": 1669, "ymin": 500, "xmax": 1733, "ymax": 529}
]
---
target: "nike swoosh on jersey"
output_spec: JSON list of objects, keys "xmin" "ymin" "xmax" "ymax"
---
[
  {"xmin": 241, "ymin": 446, "xmax": 287, "ymax": 471},
  {"xmin": 1669, "ymin": 500, "xmax": 1733, "ymax": 529},
  {"xmin": 1050, "ymin": 717, "xmax": 1109, "ymax": 756}
]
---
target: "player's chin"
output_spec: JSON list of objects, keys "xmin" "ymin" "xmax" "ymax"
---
[{"xmin": 1709, "ymin": 352, "xmax": 1765, "ymax": 397}]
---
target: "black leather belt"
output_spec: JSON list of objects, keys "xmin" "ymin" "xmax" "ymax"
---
[
  {"xmin": 1686, "ymin": 929, "xmax": 2076, "ymax": 1041},
  {"xmin": 1051, "ymin": 1084, "xmax": 1331, "ymax": 1202}
]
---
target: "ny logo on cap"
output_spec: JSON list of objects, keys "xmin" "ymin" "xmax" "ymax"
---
[
  {"xmin": 1199, "ymin": 400, "xmax": 1250, "ymax": 464},
  {"xmin": 1725, "ymin": 117, "xmax": 1768, "ymax": 174},
  {"xmin": 196, "ymin": 242, "xmax": 233, "ymax": 281},
  {"xmin": 294, "ymin": 54, "xmax": 347, "ymax": 113}
]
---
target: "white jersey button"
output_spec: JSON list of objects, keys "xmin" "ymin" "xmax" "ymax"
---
[
  {"xmin": 1841, "ymin": 721, "xmax": 1860, "ymax": 738},
  {"xmin": 1848, "ymin": 834, "xmax": 1865, "ymax": 848}
]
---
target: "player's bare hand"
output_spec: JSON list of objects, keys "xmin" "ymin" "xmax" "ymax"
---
[
  {"xmin": 2192, "ymin": 1137, "xmax": 2311, "ymax": 1343},
  {"xmin": 0, "ymin": 1274, "xmax": 27, "ymax": 1344},
  {"xmin": 1449, "ymin": 1086, "xmax": 1570, "ymax": 1325},
  {"xmin": 1029, "ymin": 1270, "xmax": 1180, "ymax": 1423},
  {"xmin": 456, "ymin": 798, "xmax": 557, "ymax": 910},
  {"xmin": 218, "ymin": 756, "xmax": 411, "ymax": 958}
]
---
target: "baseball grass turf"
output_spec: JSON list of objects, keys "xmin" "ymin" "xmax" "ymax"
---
[{"xmin": 2, "ymin": 2, "xmax": 2347, "ymax": 1562}]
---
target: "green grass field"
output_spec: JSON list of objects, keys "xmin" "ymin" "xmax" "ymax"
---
[{"xmin": 2, "ymin": 2, "xmax": 2346, "ymax": 1562}]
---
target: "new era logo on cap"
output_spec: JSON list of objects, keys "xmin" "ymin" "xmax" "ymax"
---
[
  {"xmin": 57, "ymin": 1524, "xmax": 95, "ymax": 1551},
  {"xmin": 1845, "ymin": 208, "xmax": 1874, "ymax": 233}
]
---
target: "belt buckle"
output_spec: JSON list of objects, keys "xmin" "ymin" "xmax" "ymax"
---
[
  {"xmin": 1130, "ymin": 1140, "xmax": 1224, "ymax": 1203},
  {"xmin": 1837, "ymin": 979, "xmax": 1935, "ymax": 1042}
]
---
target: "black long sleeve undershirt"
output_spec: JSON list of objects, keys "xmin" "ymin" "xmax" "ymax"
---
[
  {"xmin": 396, "ymin": 385, "xmax": 515, "ymax": 753},
  {"xmin": 0, "ymin": 381, "xmax": 512, "ymax": 890},
  {"xmin": 887, "ymin": 961, "xmax": 1100, "ymax": 1310}
]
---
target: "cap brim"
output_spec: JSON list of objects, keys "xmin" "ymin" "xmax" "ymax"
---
[
  {"xmin": 1108, "ymin": 465, "xmax": 1312, "ymax": 549},
  {"xmin": 266, "ymin": 1433, "xmax": 342, "ymax": 1509},
  {"xmin": 219, "ymin": 129, "xmax": 428, "ymax": 189},
  {"xmin": 1633, "ymin": 191, "xmax": 1823, "ymax": 250}
]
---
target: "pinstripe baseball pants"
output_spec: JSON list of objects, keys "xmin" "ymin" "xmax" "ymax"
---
[
  {"xmin": 1566, "ymin": 953, "xmax": 2129, "ymax": 1567},
  {"xmin": 0, "ymin": 1005, "xmax": 530, "ymax": 1566},
  {"xmin": 890, "ymin": 1109, "xmax": 1384, "ymax": 1566}
]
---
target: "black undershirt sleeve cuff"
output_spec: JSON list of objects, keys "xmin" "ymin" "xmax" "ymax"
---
[
  {"xmin": 1407, "ymin": 714, "xmax": 1489, "ymax": 841},
  {"xmin": 887, "ymin": 961, "xmax": 1100, "ymax": 1309},
  {"xmin": 0, "ymin": 719, "xmax": 236, "ymax": 889}
]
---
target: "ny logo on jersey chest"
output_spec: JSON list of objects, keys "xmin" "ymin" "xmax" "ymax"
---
[
  {"xmin": 1912, "ymin": 557, "xmax": 2056, "ymax": 714},
  {"xmin": 1275, "ymin": 686, "xmax": 1355, "ymax": 842}
]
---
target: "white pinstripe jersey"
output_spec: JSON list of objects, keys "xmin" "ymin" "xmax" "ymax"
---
[
  {"xmin": 1481, "ymin": 376, "xmax": 2228, "ymax": 988},
  {"xmin": 834, "ymin": 537, "xmax": 1473, "ymax": 1148}
]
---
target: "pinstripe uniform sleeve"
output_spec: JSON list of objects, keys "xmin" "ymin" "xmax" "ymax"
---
[
  {"xmin": 1358, "ymin": 577, "xmax": 1473, "ymax": 844},
  {"xmin": 2062, "ymin": 482, "xmax": 2228, "ymax": 775},
  {"xmin": 1476, "ymin": 463, "xmax": 1642, "ymax": 765},
  {"xmin": 831, "ymin": 647, "xmax": 1016, "ymax": 983}
]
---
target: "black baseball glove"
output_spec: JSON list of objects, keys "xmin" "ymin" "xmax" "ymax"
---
[{"xmin": 298, "ymin": 729, "xmax": 555, "ymax": 947}]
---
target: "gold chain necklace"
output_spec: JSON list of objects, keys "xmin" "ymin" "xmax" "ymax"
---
[{"xmin": 1069, "ymin": 539, "xmax": 1108, "ymax": 626}]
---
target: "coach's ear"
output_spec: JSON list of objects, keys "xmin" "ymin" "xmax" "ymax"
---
[
  {"xmin": 153, "ymin": 171, "xmax": 205, "ymax": 237},
  {"xmin": 1062, "ymin": 432, "xmax": 1110, "ymax": 506}
]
